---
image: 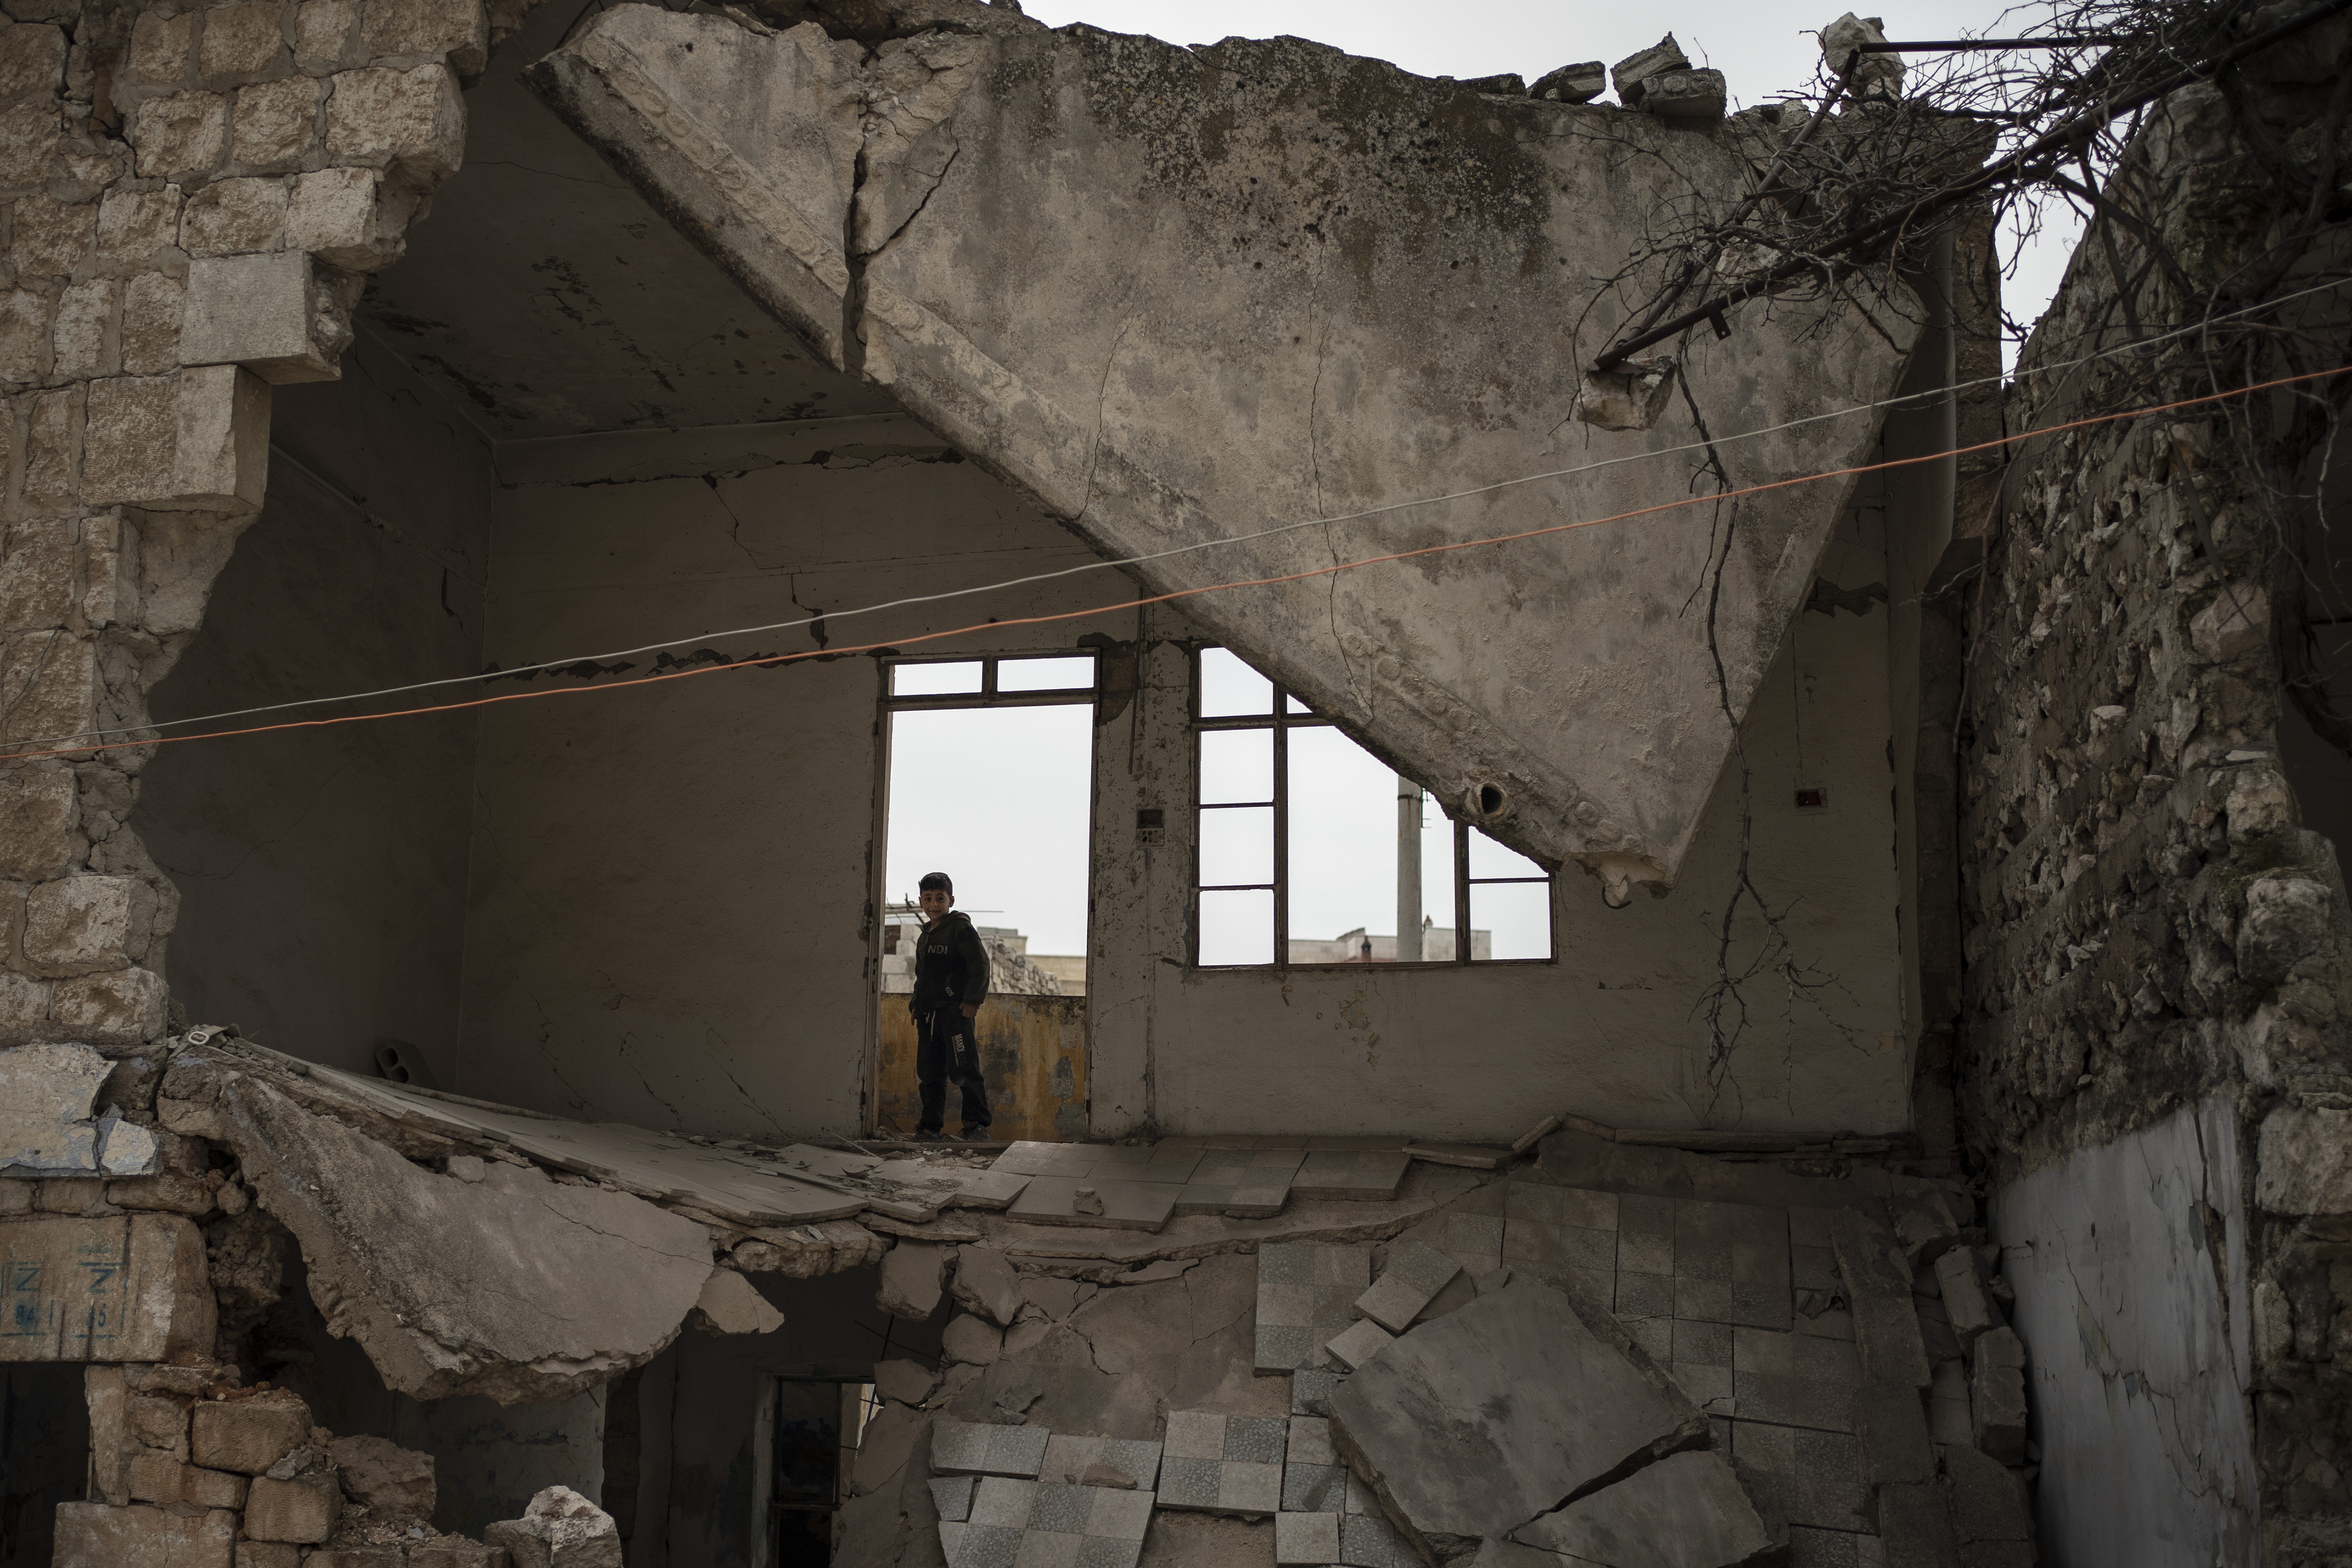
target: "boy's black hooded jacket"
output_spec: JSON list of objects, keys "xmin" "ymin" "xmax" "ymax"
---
[{"xmin": 911, "ymin": 910, "xmax": 991, "ymax": 1016}]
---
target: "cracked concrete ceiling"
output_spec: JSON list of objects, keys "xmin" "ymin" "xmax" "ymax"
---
[{"xmin": 358, "ymin": 0, "xmax": 898, "ymax": 440}]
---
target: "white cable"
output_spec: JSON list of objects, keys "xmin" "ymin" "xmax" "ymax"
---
[{"xmin": 27, "ymin": 274, "xmax": 2350, "ymax": 750}]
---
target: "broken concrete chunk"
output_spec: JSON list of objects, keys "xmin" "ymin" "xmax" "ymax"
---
[
  {"xmin": 1931, "ymin": 1248, "xmax": 1999, "ymax": 1344},
  {"xmin": 485, "ymin": 1484, "xmax": 624, "ymax": 1568},
  {"xmin": 329, "ymin": 1434, "xmax": 435, "ymax": 1520},
  {"xmin": 1322, "ymin": 1317, "xmax": 1395, "ymax": 1372},
  {"xmin": 1528, "ymin": 63, "xmax": 1605, "ymax": 103},
  {"xmin": 873, "ymin": 1357, "xmax": 939, "ymax": 1407},
  {"xmin": 1820, "ymin": 12, "xmax": 1904, "ymax": 95},
  {"xmin": 1968, "ymin": 1328, "xmax": 2028, "ymax": 1463},
  {"xmin": 1610, "ymin": 35, "xmax": 1688, "ymax": 104},
  {"xmin": 941, "ymin": 1312, "xmax": 1003, "ymax": 1365},
  {"xmin": 205, "ymin": 1074, "xmax": 711, "ymax": 1402},
  {"xmin": 1329, "ymin": 1279, "xmax": 1704, "ymax": 1547},
  {"xmin": 951, "ymin": 1243, "xmax": 1025, "ymax": 1326},
  {"xmin": 97, "ymin": 1111, "xmax": 160, "ymax": 1177},
  {"xmin": 1459, "ymin": 72, "xmax": 1525, "ymax": 95},
  {"xmin": 689, "ymin": 1267, "xmax": 786, "ymax": 1336},
  {"xmin": 0, "ymin": 1042, "xmax": 113, "ymax": 1171},
  {"xmin": 1514, "ymin": 1449, "xmax": 1771, "ymax": 1567},
  {"xmin": 877, "ymin": 1240, "xmax": 948, "ymax": 1320},
  {"xmin": 1639, "ymin": 68, "xmax": 1726, "ymax": 121},
  {"xmin": 1574, "ymin": 359, "xmax": 1678, "ymax": 432},
  {"xmin": 1831, "ymin": 1210, "xmax": 1931, "ymax": 1391},
  {"xmin": 1354, "ymin": 1240, "xmax": 1462, "ymax": 1333}
]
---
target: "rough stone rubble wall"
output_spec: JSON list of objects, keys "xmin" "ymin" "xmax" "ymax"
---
[
  {"xmin": 0, "ymin": 0, "xmax": 484, "ymax": 1059},
  {"xmin": 1953, "ymin": 24, "xmax": 2352, "ymax": 1559}
]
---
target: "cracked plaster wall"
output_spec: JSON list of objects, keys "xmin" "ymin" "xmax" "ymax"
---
[
  {"xmin": 132, "ymin": 330, "xmax": 492, "ymax": 1079},
  {"xmin": 1954, "ymin": 34, "xmax": 2352, "ymax": 1564},
  {"xmin": 1991, "ymin": 1094, "xmax": 2256, "ymax": 1567}
]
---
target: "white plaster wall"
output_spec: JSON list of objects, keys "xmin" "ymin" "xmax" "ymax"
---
[
  {"xmin": 1991, "ymin": 1095, "xmax": 2257, "ymax": 1567},
  {"xmin": 1086, "ymin": 508, "xmax": 1914, "ymax": 1141},
  {"xmin": 454, "ymin": 414, "xmax": 1109, "ymax": 1132}
]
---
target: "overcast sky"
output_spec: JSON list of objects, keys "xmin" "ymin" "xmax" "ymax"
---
[{"xmin": 886, "ymin": 2, "xmax": 2086, "ymax": 964}]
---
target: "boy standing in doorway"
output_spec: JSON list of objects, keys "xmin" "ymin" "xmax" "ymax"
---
[{"xmin": 911, "ymin": 871, "xmax": 992, "ymax": 1141}]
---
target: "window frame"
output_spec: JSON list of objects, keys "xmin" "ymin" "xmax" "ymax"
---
[
  {"xmin": 1188, "ymin": 646, "xmax": 1556, "ymax": 970},
  {"xmin": 882, "ymin": 652, "xmax": 1099, "ymax": 711}
]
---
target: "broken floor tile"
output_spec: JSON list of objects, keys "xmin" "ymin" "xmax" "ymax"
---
[
  {"xmin": 1039, "ymin": 1434, "xmax": 1163, "ymax": 1490},
  {"xmin": 971, "ymin": 1476, "xmax": 1039, "ymax": 1527},
  {"xmin": 1731, "ymin": 1420, "xmax": 1870, "ymax": 1530},
  {"xmin": 1277, "ymin": 1509, "xmax": 1342, "ymax": 1565},
  {"xmin": 1732, "ymin": 1328, "xmax": 1863, "ymax": 1432},
  {"xmin": 1329, "ymin": 1278, "xmax": 1702, "ymax": 1542},
  {"xmin": 1291, "ymin": 1369, "xmax": 1341, "ymax": 1416},
  {"xmin": 1006, "ymin": 1176, "xmax": 1175, "ymax": 1232},
  {"xmin": 1515, "ymin": 1451, "xmax": 1773, "ymax": 1565},
  {"xmin": 932, "ymin": 1476, "xmax": 977, "ymax": 1522},
  {"xmin": 1292, "ymin": 1150, "xmax": 1409, "ymax": 1202},
  {"xmin": 1282, "ymin": 1461, "xmax": 1347, "ymax": 1513},
  {"xmin": 1401, "ymin": 1141, "xmax": 1511, "ymax": 1169},
  {"xmin": 1339, "ymin": 1508, "xmax": 1410, "ymax": 1568},
  {"xmin": 932, "ymin": 1419, "xmax": 1050, "ymax": 1479},
  {"xmin": 1322, "ymin": 1319, "xmax": 1394, "ymax": 1371},
  {"xmin": 1155, "ymin": 1454, "xmax": 1280, "ymax": 1518},
  {"xmin": 1256, "ymin": 1243, "xmax": 1371, "ymax": 1373},
  {"xmin": 1353, "ymin": 1241, "xmax": 1461, "ymax": 1332},
  {"xmin": 993, "ymin": 1143, "xmax": 1101, "ymax": 1178}
]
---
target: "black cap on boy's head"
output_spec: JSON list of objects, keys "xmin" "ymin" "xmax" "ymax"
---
[{"xmin": 919, "ymin": 871, "xmax": 954, "ymax": 894}]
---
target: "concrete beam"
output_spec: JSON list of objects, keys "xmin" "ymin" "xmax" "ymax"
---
[{"xmin": 530, "ymin": 4, "xmax": 1921, "ymax": 890}]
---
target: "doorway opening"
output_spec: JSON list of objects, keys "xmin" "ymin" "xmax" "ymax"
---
[
  {"xmin": 767, "ymin": 1378, "xmax": 874, "ymax": 1567},
  {"xmin": 874, "ymin": 654, "xmax": 1097, "ymax": 1142}
]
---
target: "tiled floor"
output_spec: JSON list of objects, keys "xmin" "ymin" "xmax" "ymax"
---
[
  {"xmin": 933, "ymin": 1419, "xmax": 1052, "ymax": 1478},
  {"xmin": 1292, "ymin": 1149, "xmax": 1410, "ymax": 1202},
  {"xmin": 938, "ymin": 1476, "xmax": 1155, "ymax": 1568},
  {"xmin": 1038, "ymin": 1433, "xmax": 1165, "ymax": 1490},
  {"xmin": 1254, "ymin": 1243, "xmax": 1371, "ymax": 1373},
  {"xmin": 1155, "ymin": 1410, "xmax": 1287, "ymax": 1517},
  {"xmin": 1176, "ymin": 1147, "xmax": 1308, "ymax": 1217}
]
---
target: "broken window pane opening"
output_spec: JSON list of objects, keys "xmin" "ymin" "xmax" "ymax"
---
[
  {"xmin": 886, "ymin": 652, "xmax": 1097, "ymax": 706},
  {"xmin": 1468, "ymin": 825, "xmax": 1545, "ymax": 880},
  {"xmin": 996, "ymin": 653, "xmax": 1097, "ymax": 693},
  {"xmin": 891, "ymin": 658, "xmax": 982, "ymax": 696},
  {"xmin": 1469, "ymin": 879, "xmax": 1554, "ymax": 961},
  {"xmin": 1286, "ymin": 724, "xmax": 1399, "ymax": 946}
]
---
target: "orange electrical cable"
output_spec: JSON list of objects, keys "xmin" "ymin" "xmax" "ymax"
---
[{"xmin": 4, "ymin": 364, "xmax": 2339, "ymax": 766}]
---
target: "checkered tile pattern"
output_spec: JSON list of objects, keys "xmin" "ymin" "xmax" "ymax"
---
[
  {"xmin": 1351, "ymin": 1240, "xmax": 1461, "ymax": 1332},
  {"xmin": 937, "ymin": 1476, "xmax": 1154, "ymax": 1568},
  {"xmin": 932, "ymin": 1418, "xmax": 1051, "ymax": 1478},
  {"xmin": 1254, "ymin": 1242, "xmax": 1371, "ymax": 1372},
  {"xmin": 1176, "ymin": 1146, "xmax": 1306, "ymax": 1216},
  {"xmin": 1038, "ymin": 1433, "xmax": 1163, "ymax": 1490},
  {"xmin": 1154, "ymin": 1410, "xmax": 1285, "ymax": 1517}
]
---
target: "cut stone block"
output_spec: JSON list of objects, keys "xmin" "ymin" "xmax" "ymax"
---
[
  {"xmin": 1932, "ymin": 1248, "xmax": 1999, "ymax": 1345},
  {"xmin": 52, "ymin": 1502, "xmax": 237, "ymax": 1568},
  {"xmin": 1514, "ymin": 1449, "xmax": 1772, "ymax": 1565},
  {"xmin": 191, "ymin": 1390, "xmax": 312, "ymax": 1474},
  {"xmin": 1610, "ymin": 34, "xmax": 1688, "ymax": 103},
  {"xmin": 1328, "ymin": 1279, "xmax": 1703, "ymax": 1544},
  {"xmin": 180, "ymin": 251, "xmax": 345, "ymax": 383},
  {"xmin": 875, "ymin": 1240, "xmax": 946, "ymax": 1321},
  {"xmin": 1832, "ymin": 1210, "xmax": 1931, "ymax": 1392},
  {"xmin": 1969, "ymin": 1327, "xmax": 2028, "ymax": 1463},
  {"xmin": 951, "ymin": 1244, "xmax": 1024, "ymax": 1326},
  {"xmin": 0, "ymin": 1043, "xmax": 111, "ymax": 1171},
  {"xmin": 1528, "ymin": 62, "xmax": 1606, "ymax": 103},
  {"xmin": 930, "ymin": 1417, "xmax": 1049, "ymax": 1478},
  {"xmin": 1353, "ymin": 1241, "xmax": 1462, "ymax": 1332},
  {"xmin": 1640, "ymin": 67, "xmax": 1727, "ymax": 120},
  {"xmin": 1322, "ymin": 1318, "xmax": 1394, "ymax": 1372},
  {"xmin": 245, "ymin": 1473, "xmax": 342, "ymax": 1544},
  {"xmin": 0, "ymin": 1213, "xmax": 214, "ymax": 1362}
]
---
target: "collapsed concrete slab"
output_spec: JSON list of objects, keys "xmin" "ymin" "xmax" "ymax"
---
[
  {"xmin": 530, "ymin": 3, "xmax": 1923, "ymax": 892},
  {"xmin": 179, "ymin": 1070, "xmax": 712, "ymax": 1402},
  {"xmin": 1327, "ymin": 1277, "xmax": 1707, "ymax": 1554},
  {"xmin": 1512, "ymin": 1449, "xmax": 1774, "ymax": 1567}
]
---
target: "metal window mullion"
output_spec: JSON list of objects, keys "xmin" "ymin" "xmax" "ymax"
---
[
  {"xmin": 1272, "ymin": 703, "xmax": 1290, "ymax": 969},
  {"xmin": 1454, "ymin": 818, "xmax": 1472, "ymax": 966}
]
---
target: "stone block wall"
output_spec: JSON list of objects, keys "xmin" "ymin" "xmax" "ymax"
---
[
  {"xmin": 1953, "ymin": 23, "xmax": 2352, "ymax": 1560},
  {"xmin": 0, "ymin": 0, "xmax": 490, "ymax": 1064}
]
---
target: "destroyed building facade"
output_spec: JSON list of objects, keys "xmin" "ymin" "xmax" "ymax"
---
[{"xmin": 0, "ymin": 0, "xmax": 2347, "ymax": 1564}]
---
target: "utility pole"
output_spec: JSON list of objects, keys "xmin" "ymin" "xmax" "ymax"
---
[{"xmin": 1396, "ymin": 775, "xmax": 1422, "ymax": 962}]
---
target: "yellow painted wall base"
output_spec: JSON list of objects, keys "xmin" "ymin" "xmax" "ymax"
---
[{"xmin": 875, "ymin": 995, "xmax": 1085, "ymax": 1142}]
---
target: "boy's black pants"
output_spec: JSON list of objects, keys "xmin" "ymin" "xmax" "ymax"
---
[{"xmin": 916, "ymin": 1007, "xmax": 990, "ymax": 1136}]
